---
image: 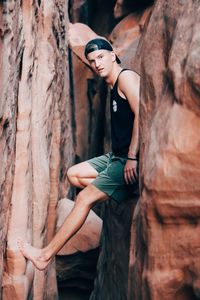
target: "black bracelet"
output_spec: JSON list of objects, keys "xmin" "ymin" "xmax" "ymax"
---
[{"xmin": 127, "ymin": 157, "xmax": 138, "ymax": 161}]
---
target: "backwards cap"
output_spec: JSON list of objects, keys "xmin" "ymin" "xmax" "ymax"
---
[{"xmin": 84, "ymin": 38, "xmax": 121, "ymax": 64}]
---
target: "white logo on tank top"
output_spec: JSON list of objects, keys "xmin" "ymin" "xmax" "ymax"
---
[{"xmin": 112, "ymin": 100, "xmax": 117, "ymax": 112}]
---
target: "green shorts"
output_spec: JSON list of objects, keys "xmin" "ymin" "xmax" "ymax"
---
[{"xmin": 87, "ymin": 152, "xmax": 139, "ymax": 203}]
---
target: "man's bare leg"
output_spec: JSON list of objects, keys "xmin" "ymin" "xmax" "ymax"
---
[
  {"xmin": 18, "ymin": 184, "xmax": 108, "ymax": 271},
  {"xmin": 67, "ymin": 161, "xmax": 98, "ymax": 188}
]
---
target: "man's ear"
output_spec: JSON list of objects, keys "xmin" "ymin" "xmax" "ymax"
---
[{"xmin": 111, "ymin": 51, "xmax": 116, "ymax": 62}]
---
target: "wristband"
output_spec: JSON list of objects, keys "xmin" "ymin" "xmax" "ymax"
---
[{"xmin": 127, "ymin": 157, "xmax": 138, "ymax": 161}]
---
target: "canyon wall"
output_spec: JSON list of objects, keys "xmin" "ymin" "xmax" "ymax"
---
[
  {"xmin": 0, "ymin": 1, "xmax": 73, "ymax": 299},
  {"xmin": 0, "ymin": 0, "xmax": 200, "ymax": 299},
  {"xmin": 131, "ymin": 0, "xmax": 200, "ymax": 299}
]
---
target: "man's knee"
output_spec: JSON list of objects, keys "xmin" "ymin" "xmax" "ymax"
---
[
  {"xmin": 75, "ymin": 191, "xmax": 93, "ymax": 209},
  {"xmin": 67, "ymin": 166, "xmax": 77, "ymax": 184},
  {"xmin": 75, "ymin": 184, "xmax": 108, "ymax": 208}
]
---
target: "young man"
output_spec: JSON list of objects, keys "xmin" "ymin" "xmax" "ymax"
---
[{"xmin": 18, "ymin": 38, "xmax": 140, "ymax": 270}]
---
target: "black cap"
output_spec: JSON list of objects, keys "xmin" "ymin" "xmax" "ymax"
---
[{"xmin": 84, "ymin": 38, "xmax": 121, "ymax": 64}]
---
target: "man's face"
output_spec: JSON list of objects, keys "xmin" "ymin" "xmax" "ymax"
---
[
  {"xmin": 87, "ymin": 49, "xmax": 115, "ymax": 78},
  {"xmin": 114, "ymin": 0, "xmax": 125, "ymax": 18}
]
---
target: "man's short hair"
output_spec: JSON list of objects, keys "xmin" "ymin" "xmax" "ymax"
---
[{"xmin": 84, "ymin": 38, "xmax": 121, "ymax": 64}]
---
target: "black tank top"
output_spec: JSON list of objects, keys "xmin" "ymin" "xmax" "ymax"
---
[{"xmin": 110, "ymin": 69, "xmax": 134, "ymax": 156}]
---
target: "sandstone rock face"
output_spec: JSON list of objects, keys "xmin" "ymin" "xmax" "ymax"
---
[
  {"xmin": 56, "ymin": 198, "xmax": 102, "ymax": 297},
  {"xmin": 90, "ymin": 197, "xmax": 138, "ymax": 300},
  {"xmin": 0, "ymin": 1, "xmax": 73, "ymax": 299},
  {"xmin": 2, "ymin": 0, "xmax": 199, "ymax": 300},
  {"xmin": 133, "ymin": 1, "xmax": 200, "ymax": 299},
  {"xmin": 0, "ymin": 1, "xmax": 19, "ymax": 293}
]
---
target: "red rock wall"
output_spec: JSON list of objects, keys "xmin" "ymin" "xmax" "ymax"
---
[
  {"xmin": 0, "ymin": 0, "xmax": 151, "ymax": 298},
  {"xmin": 132, "ymin": 0, "xmax": 200, "ymax": 299},
  {"xmin": 0, "ymin": 1, "xmax": 19, "ymax": 294},
  {"xmin": 0, "ymin": 1, "xmax": 74, "ymax": 299},
  {"xmin": 90, "ymin": 198, "xmax": 138, "ymax": 300},
  {"xmin": 1, "ymin": 0, "xmax": 199, "ymax": 299}
]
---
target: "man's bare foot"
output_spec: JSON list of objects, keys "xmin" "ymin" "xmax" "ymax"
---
[{"xmin": 17, "ymin": 239, "xmax": 51, "ymax": 271}]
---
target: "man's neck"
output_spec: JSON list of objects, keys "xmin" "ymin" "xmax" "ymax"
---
[{"xmin": 105, "ymin": 64, "xmax": 123, "ymax": 88}]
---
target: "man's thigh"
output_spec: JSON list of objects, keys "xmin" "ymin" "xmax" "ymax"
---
[
  {"xmin": 69, "ymin": 153, "xmax": 110, "ymax": 178},
  {"xmin": 68, "ymin": 161, "xmax": 98, "ymax": 179}
]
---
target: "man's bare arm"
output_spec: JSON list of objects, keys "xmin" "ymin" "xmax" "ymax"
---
[{"xmin": 118, "ymin": 70, "xmax": 140, "ymax": 183}]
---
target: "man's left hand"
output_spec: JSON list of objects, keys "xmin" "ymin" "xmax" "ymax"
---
[{"xmin": 124, "ymin": 159, "xmax": 138, "ymax": 184}]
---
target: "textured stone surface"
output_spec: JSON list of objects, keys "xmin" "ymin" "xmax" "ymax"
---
[
  {"xmin": 90, "ymin": 197, "xmax": 138, "ymax": 300},
  {"xmin": 2, "ymin": 1, "xmax": 199, "ymax": 300},
  {"xmin": 55, "ymin": 199, "xmax": 101, "ymax": 299},
  {"xmin": 0, "ymin": 1, "xmax": 73, "ymax": 299},
  {"xmin": 134, "ymin": 1, "xmax": 200, "ymax": 299},
  {"xmin": 111, "ymin": 7, "xmax": 153, "ymax": 72},
  {"xmin": 0, "ymin": 1, "xmax": 19, "ymax": 293},
  {"xmin": 56, "ymin": 248, "xmax": 99, "ymax": 295}
]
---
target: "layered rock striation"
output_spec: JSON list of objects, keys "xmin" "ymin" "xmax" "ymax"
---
[
  {"xmin": 1, "ymin": 0, "xmax": 200, "ymax": 299},
  {"xmin": 132, "ymin": 1, "xmax": 200, "ymax": 299},
  {"xmin": 0, "ymin": 1, "xmax": 73, "ymax": 299}
]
